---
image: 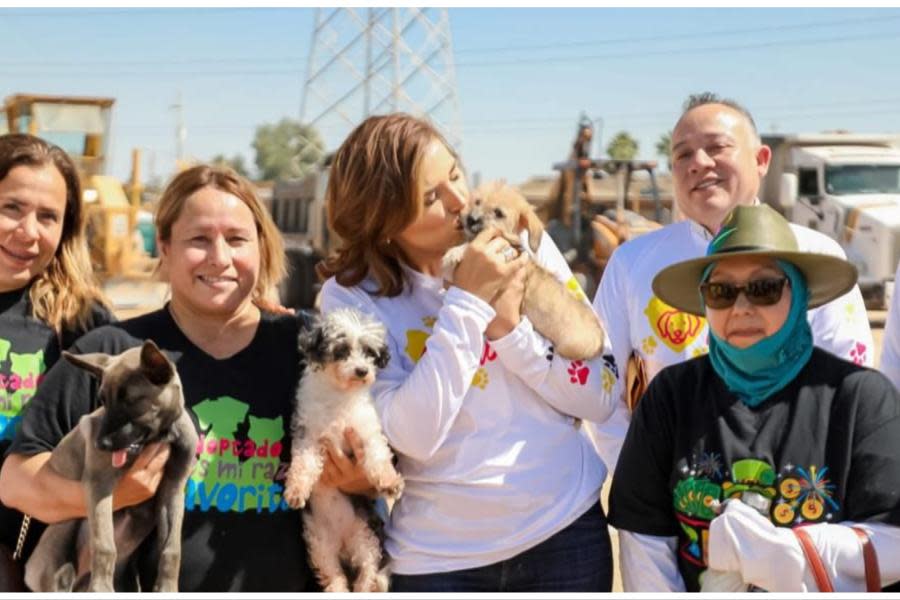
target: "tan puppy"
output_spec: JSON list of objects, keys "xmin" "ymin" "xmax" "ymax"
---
[{"xmin": 443, "ymin": 181, "xmax": 606, "ymax": 360}]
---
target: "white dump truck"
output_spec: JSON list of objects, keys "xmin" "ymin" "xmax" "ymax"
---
[{"xmin": 760, "ymin": 133, "xmax": 900, "ymax": 307}]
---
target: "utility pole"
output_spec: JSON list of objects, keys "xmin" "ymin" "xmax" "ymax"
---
[{"xmin": 170, "ymin": 92, "xmax": 186, "ymax": 165}]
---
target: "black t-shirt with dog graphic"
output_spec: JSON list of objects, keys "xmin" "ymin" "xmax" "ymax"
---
[
  {"xmin": 10, "ymin": 306, "xmax": 317, "ymax": 592},
  {"xmin": 608, "ymin": 348, "xmax": 900, "ymax": 592},
  {"xmin": 0, "ymin": 286, "xmax": 113, "ymax": 560}
]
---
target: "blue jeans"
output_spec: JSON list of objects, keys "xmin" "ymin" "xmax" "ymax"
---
[{"xmin": 390, "ymin": 501, "xmax": 613, "ymax": 592}]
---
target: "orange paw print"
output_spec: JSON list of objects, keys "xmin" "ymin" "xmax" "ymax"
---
[
  {"xmin": 422, "ymin": 316, "xmax": 437, "ymax": 328},
  {"xmin": 691, "ymin": 346, "xmax": 709, "ymax": 358},
  {"xmin": 471, "ymin": 368, "xmax": 489, "ymax": 390},
  {"xmin": 567, "ymin": 360, "xmax": 590, "ymax": 385},
  {"xmin": 642, "ymin": 336, "xmax": 658, "ymax": 355}
]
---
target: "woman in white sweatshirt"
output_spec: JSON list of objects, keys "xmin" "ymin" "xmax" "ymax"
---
[{"xmin": 316, "ymin": 114, "xmax": 620, "ymax": 592}]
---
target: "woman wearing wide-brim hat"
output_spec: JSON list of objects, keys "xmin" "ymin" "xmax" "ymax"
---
[{"xmin": 608, "ymin": 204, "xmax": 900, "ymax": 593}]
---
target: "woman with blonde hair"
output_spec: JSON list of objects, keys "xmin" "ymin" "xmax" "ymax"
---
[
  {"xmin": 0, "ymin": 133, "xmax": 112, "ymax": 580},
  {"xmin": 1, "ymin": 164, "xmax": 366, "ymax": 591},
  {"xmin": 320, "ymin": 114, "xmax": 620, "ymax": 591}
]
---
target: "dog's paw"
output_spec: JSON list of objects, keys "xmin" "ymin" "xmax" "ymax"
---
[
  {"xmin": 153, "ymin": 581, "xmax": 179, "ymax": 593},
  {"xmin": 353, "ymin": 568, "xmax": 388, "ymax": 593},
  {"xmin": 376, "ymin": 471, "xmax": 404, "ymax": 500},
  {"xmin": 88, "ymin": 579, "xmax": 115, "ymax": 593},
  {"xmin": 323, "ymin": 577, "xmax": 350, "ymax": 592},
  {"xmin": 441, "ymin": 244, "xmax": 466, "ymax": 281},
  {"xmin": 284, "ymin": 464, "xmax": 313, "ymax": 509},
  {"xmin": 443, "ymin": 244, "xmax": 466, "ymax": 266},
  {"xmin": 283, "ymin": 483, "xmax": 308, "ymax": 509}
]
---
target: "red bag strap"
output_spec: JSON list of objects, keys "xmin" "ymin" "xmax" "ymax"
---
[
  {"xmin": 795, "ymin": 527, "xmax": 834, "ymax": 592},
  {"xmin": 795, "ymin": 526, "xmax": 882, "ymax": 592},
  {"xmin": 852, "ymin": 527, "xmax": 881, "ymax": 592}
]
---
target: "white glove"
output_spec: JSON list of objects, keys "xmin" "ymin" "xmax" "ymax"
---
[
  {"xmin": 707, "ymin": 499, "xmax": 807, "ymax": 592},
  {"xmin": 700, "ymin": 568, "xmax": 748, "ymax": 593}
]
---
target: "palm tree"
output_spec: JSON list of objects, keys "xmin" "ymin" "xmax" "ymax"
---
[
  {"xmin": 655, "ymin": 131, "xmax": 672, "ymax": 170},
  {"xmin": 606, "ymin": 132, "xmax": 639, "ymax": 161}
]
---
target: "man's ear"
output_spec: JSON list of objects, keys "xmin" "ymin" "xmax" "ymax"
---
[
  {"xmin": 140, "ymin": 339, "xmax": 174, "ymax": 385},
  {"xmin": 756, "ymin": 144, "xmax": 772, "ymax": 178},
  {"xmin": 64, "ymin": 351, "xmax": 111, "ymax": 379}
]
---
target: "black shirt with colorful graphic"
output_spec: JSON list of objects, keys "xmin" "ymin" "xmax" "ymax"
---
[
  {"xmin": 0, "ymin": 286, "xmax": 113, "ymax": 556},
  {"xmin": 609, "ymin": 348, "xmax": 900, "ymax": 592},
  {"xmin": 10, "ymin": 306, "xmax": 316, "ymax": 592}
]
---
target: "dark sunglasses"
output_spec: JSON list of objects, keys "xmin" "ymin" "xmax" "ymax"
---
[{"xmin": 699, "ymin": 277, "xmax": 789, "ymax": 309}]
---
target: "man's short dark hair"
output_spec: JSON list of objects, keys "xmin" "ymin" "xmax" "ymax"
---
[{"xmin": 680, "ymin": 92, "xmax": 759, "ymax": 139}]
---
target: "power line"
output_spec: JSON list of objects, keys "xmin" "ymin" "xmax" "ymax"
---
[
  {"xmin": 0, "ymin": 56, "xmax": 307, "ymax": 67},
  {"xmin": 456, "ymin": 31, "xmax": 900, "ymax": 68},
  {"xmin": 462, "ymin": 96, "xmax": 900, "ymax": 127},
  {"xmin": 2, "ymin": 12, "xmax": 899, "ymax": 69},
  {"xmin": 455, "ymin": 13, "xmax": 900, "ymax": 54},
  {"xmin": 0, "ymin": 8, "xmax": 267, "ymax": 17},
  {"xmin": 2, "ymin": 28, "xmax": 894, "ymax": 79}
]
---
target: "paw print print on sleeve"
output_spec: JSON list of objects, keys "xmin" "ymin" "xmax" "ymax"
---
[
  {"xmin": 849, "ymin": 341, "xmax": 867, "ymax": 365},
  {"xmin": 480, "ymin": 341, "xmax": 498, "ymax": 366},
  {"xmin": 567, "ymin": 360, "xmax": 590, "ymax": 385},
  {"xmin": 564, "ymin": 277, "xmax": 588, "ymax": 303},
  {"xmin": 843, "ymin": 302, "xmax": 866, "ymax": 326},
  {"xmin": 642, "ymin": 336, "xmax": 658, "ymax": 355},
  {"xmin": 691, "ymin": 345, "xmax": 709, "ymax": 358},
  {"xmin": 546, "ymin": 346, "xmax": 554, "ymax": 362},
  {"xmin": 601, "ymin": 368, "xmax": 615, "ymax": 393},
  {"xmin": 471, "ymin": 367, "xmax": 489, "ymax": 390}
]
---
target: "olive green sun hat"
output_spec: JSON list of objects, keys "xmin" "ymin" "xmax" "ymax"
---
[{"xmin": 651, "ymin": 205, "xmax": 858, "ymax": 316}]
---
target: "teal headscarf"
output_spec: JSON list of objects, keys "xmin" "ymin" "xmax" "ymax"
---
[{"xmin": 704, "ymin": 260, "xmax": 813, "ymax": 407}]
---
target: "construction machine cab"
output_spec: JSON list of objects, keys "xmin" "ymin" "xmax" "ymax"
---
[
  {"xmin": 542, "ymin": 115, "xmax": 671, "ymax": 297},
  {"xmin": 2, "ymin": 94, "xmax": 143, "ymax": 278}
]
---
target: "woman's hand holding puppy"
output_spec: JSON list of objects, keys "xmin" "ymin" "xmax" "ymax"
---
[
  {"xmin": 319, "ymin": 429, "xmax": 378, "ymax": 497},
  {"xmin": 453, "ymin": 228, "xmax": 527, "ymax": 305},
  {"xmin": 486, "ymin": 260, "xmax": 527, "ymax": 340},
  {"xmin": 113, "ymin": 442, "xmax": 171, "ymax": 508}
]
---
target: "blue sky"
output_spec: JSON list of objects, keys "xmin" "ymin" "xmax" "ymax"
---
[{"xmin": 2, "ymin": 7, "xmax": 899, "ymax": 185}]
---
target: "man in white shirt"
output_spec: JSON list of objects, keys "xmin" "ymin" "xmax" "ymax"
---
[
  {"xmin": 591, "ymin": 92, "xmax": 873, "ymax": 473},
  {"xmin": 879, "ymin": 260, "xmax": 900, "ymax": 388}
]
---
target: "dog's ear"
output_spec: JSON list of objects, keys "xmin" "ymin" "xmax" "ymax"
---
[
  {"xmin": 518, "ymin": 206, "xmax": 544, "ymax": 253},
  {"xmin": 140, "ymin": 340, "xmax": 175, "ymax": 386},
  {"xmin": 298, "ymin": 325, "xmax": 326, "ymax": 364},
  {"xmin": 64, "ymin": 351, "xmax": 110, "ymax": 379},
  {"xmin": 375, "ymin": 344, "xmax": 390, "ymax": 369}
]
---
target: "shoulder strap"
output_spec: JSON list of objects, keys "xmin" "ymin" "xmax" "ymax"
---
[
  {"xmin": 852, "ymin": 527, "xmax": 881, "ymax": 592},
  {"xmin": 794, "ymin": 527, "xmax": 834, "ymax": 592}
]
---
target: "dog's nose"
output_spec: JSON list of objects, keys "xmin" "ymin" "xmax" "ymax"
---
[
  {"xmin": 354, "ymin": 367, "xmax": 369, "ymax": 378},
  {"xmin": 466, "ymin": 214, "xmax": 483, "ymax": 233}
]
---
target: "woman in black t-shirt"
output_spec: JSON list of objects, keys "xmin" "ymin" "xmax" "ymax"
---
[
  {"xmin": 0, "ymin": 165, "xmax": 368, "ymax": 592},
  {"xmin": 0, "ymin": 134, "xmax": 113, "ymax": 569},
  {"xmin": 609, "ymin": 205, "xmax": 900, "ymax": 592}
]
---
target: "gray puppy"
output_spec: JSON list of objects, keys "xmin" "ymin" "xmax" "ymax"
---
[{"xmin": 25, "ymin": 340, "xmax": 198, "ymax": 592}]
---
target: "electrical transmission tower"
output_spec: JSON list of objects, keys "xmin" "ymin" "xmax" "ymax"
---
[{"xmin": 300, "ymin": 7, "xmax": 461, "ymax": 149}]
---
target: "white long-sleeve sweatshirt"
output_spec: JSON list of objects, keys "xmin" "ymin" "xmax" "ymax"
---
[{"xmin": 320, "ymin": 232, "xmax": 620, "ymax": 574}]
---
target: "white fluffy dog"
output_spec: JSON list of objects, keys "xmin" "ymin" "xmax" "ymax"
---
[{"xmin": 284, "ymin": 308, "xmax": 403, "ymax": 592}]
